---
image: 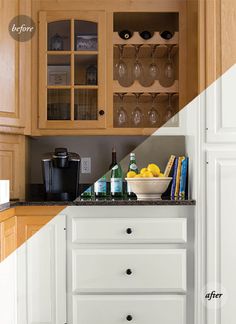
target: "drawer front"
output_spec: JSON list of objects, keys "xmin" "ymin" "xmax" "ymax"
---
[
  {"xmin": 73, "ymin": 295, "xmax": 186, "ymax": 324},
  {"xmin": 72, "ymin": 217, "xmax": 187, "ymax": 243},
  {"xmin": 72, "ymin": 249, "xmax": 186, "ymax": 293}
]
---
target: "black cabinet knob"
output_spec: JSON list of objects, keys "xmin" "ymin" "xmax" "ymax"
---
[
  {"xmin": 99, "ymin": 109, "xmax": 105, "ymax": 116},
  {"xmin": 126, "ymin": 228, "xmax": 132, "ymax": 234},
  {"xmin": 126, "ymin": 315, "xmax": 133, "ymax": 321},
  {"xmin": 126, "ymin": 268, "xmax": 132, "ymax": 275}
]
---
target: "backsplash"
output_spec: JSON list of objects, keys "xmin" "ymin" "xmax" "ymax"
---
[{"xmin": 28, "ymin": 135, "xmax": 185, "ymax": 186}]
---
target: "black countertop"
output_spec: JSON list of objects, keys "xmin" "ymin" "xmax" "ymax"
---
[{"xmin": 0, "ymin": 197, "xmax": 196, "ymax": 211}]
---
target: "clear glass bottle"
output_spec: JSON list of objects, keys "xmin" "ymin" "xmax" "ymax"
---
[
  {"xmin": 127, "ymin": 152, "xmax": 138, "ymax": 197},
  {"xmin": 94, "ymin": 175, "xmax": 107, "ymax": 197}
]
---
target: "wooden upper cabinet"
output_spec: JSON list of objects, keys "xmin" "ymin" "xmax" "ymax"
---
[
  {"xmin": 38, "ymin": 11, "xmax": 106, "ymax": 130},
  {"xmin": 0, "ymin": 0, "xmax": 31, "ymax": 133}
]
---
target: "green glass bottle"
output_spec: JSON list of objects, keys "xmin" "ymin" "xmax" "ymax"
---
[
  {"xmin": 110, "ymin": 164, "xmax": 123, "ymax": 197},
  {"xmin": 127, "ymin": 152, "xmax": 138, "ymax": 197},
  {"xmin": 94, "ymin": 175, "xmax": 107, "ymax": 197},
  {"xmin": 80, "ymin": 185, "xmax": 93, "ymax": 199}
]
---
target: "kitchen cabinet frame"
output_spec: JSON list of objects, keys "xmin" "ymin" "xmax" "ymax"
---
[{"xmin": 32, "ymin": 0, "xmax": 193, "ymax": 136}]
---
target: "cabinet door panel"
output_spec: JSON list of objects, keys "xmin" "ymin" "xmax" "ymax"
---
[
  {"xmin": 17, "ymin": 215, "xmax": 54, "ymax": 248},
  {"xmin": 73, "ymin": 295, "xmax": 186, "ymax": 324},
  {"xmin": 0, "ymin": 216, "xmax": 17, "ymax": 261},
  {"xmin": 207, "ymin": 151, "xmax": 236, "ymax": 324},
  {"xmin": 206, "ymin": 66, "xmax": 236, "ymax": 142},
  {"xmin": 17, "ymin": 215, "xmax": 67, "ymax": 324},
  {"xmin": 72, "ymin": 249, "xmax": 186, "ymax": 293}
]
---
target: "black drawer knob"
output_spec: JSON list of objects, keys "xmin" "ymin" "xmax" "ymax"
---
[
  {"xmin": 126, "ymin": 228, "xmax": 132, "ymax": 234},
  {"xmin": 99, "ymin": 109, "xmax": 105, "ymax": 116},
  {"xmin": 126, "ymin": 268, "xmax": 132, "ymax": 275},
  {"xmin": 126, "ymin": 315, "xmax": 133, "ymax": 321}
]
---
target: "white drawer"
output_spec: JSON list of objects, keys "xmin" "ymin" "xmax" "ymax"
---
[
  {"xmin": 73, "ymin": 295, "xmax": 186, "ymax": 324},
  {"xmin": 72, "ymin": 217, "xmax": 187, "ymax": 243},
  {"xmin": 72, "ymin": 249, "xmax": 186, "ymax": 293}
]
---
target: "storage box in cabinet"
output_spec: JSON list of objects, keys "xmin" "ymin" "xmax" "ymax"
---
[
  {"xmin": 72, "ymin": 217, "xmax": 187, "ymax": 243},
  {"xmin": 72, "ymin": 249, "xmax": 186, "ymax": 293},
  {"xmin": 73, "ymin": 295, "xmax": 186, "ymax": 324}
]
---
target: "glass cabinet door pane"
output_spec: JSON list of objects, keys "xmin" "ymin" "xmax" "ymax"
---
[
  {"xmin": 47, "ymin": 55, "xmax": 71, "ymax": 85},
  {"xmin": 74, "ymin": 55, "xmax": 97, "ymax": 85},
  {"xmin": 47, "ymin": 89, "xmax": 71, "ymax": 120},
  {"xmin": 48, "ymin": 20, "xmax": 71, "ymax": 51},
  {"xmin": 74, "ymin": 89, "xmax": 97, "ymax": 120},
  {"xmin": 74, "ymin": 20, "xmax": 98, "ymax": 51}
]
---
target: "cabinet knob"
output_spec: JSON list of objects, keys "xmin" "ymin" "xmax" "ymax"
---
[
  {"xmin": 126, "ymin": 228, "xmax": 132, "ymax": 234},
  {"xmin": 126, "ymin": 315, "xmax": 133, "ymax": 321},
  {"xmin": 126, "ymin": 268, "xmax": 132, "ymax": 275},
  {"xmin": 99, "ymin": 109, "xmax": 105, "ymax": 116}
]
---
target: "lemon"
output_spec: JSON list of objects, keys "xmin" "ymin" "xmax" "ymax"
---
[
  {"xmin": 140, "ymin": 167, "xmax": 148, "ymax": 174},
  {"xmin": 147, "ymin": 163, "xmax": 160, "ymax": 177},
  {"xmin": 134, "ymin": 174, "xmax": 143, "ymax": 178},
  {"xmin": 142, "ymin": 171, "xmax": 154, "ymax": 178},
  {"xmin": 127, "ymin": 171, "xmax": 137, "ymax": 178},
  {"xmin": 159, "ymin": 173, "xmax": 164, "ymax": 177}
]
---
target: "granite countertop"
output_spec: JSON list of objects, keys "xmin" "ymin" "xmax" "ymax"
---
[{"xmin": 0, "ymin": 197, "xmax": 196, "ymax": 212}]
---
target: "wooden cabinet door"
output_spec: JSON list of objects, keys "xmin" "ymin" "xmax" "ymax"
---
[
  {"xmin": 17, "ymin": 215, "xmax": 67, "ymax": 324},
  {"xmin": 17, "ymin": 215, "xmax": 54, "ymax": 248},
  {"xmin": 0, "ymin": 134, "xmax": 26, "ymax": 199},
  {"xmin": 0, "ymin": 0, "xmax": 31, "ymax": 131},
  {"xmin": 38, "ymin": 11, "xmax": 106, "ymax": 130},
  {"xmin": 0, "ymin": 216, "xmax": 17, "ymax": 261}
]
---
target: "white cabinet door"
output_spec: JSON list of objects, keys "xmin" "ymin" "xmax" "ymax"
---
[
  {"xmin": 73, "ymin": 295, "xmax": 186, "ymax": 324},
  {"xmin": 72, "ymin": 249, "xmax": 186, "ymax": 293},
  {"xmin": 17, "ymin": 215, "xmax": 67, "ymax": 324},
  {"xmin": 206, "ymin": 151, "xmax": 236, "ymax": 324},
  {"xmin": 206, "ymin": 65, "xmax": 236, "ymax": 143}
]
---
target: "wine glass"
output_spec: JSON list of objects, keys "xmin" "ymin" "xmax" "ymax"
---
[
  {"xmin": 148, "ymin": 93, "xmax": 160, "ymax": 126},
  {"xmin": 131, "ymin": 93, "xmax": 143, "ymax": 127},
  {"xmin": 133, "ymin": 45, "xmax": 143, "ymax": 79},
  {"xmin": 164, "ymin": 46, "xmax": 175, "ymax": 82},
  {"xmin": 116, "ymin": 93, "xmax": 128, "ymax": 127},
  {"xmin": 149, "ymin": 45, "xmax": 158, "ymax": 80},
  {"xmin": 117, "ymin": 45, "xmax": 127, "ymax": 79},
  {"xmin": 165, "ymin": 93, "xmax": 178, "ymax": 125}
]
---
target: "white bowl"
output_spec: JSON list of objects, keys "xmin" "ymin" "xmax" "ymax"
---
[{"xmin": 125, "ymin": 177, "xmax": 172, "ymax": 200}]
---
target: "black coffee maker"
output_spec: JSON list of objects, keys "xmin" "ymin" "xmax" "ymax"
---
[{"xmin": 42, "ymin": 148, "xmax": 80, "ymax": 201}]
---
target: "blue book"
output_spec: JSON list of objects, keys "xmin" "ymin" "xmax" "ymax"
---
[
  {"xmin": 170, "ymin": 158, "xmax": 178, "ymax": 198},
  {"xmin": 179, "ymin": 157, "xmax": 188, "ymax": 198}
]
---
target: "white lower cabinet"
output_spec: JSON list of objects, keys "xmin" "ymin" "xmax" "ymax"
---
[
  {"xmin": 66, "ymin": 206, "xmax": 193, "ymax": 324},
  {"xmin": 206, "ymin": 150, "xmax": 236, "ymax": 324},
  {"xmin": 17, "ymin": 215, "xmax": 67, "ymax": 324},
  {"xmin": 73, "ymin": 295, "xmax": 186, "ymax": 324}
]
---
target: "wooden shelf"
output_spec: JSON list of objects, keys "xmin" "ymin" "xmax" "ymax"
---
[
  {"xmin": 113, "ymin": 80, "xmax": 179, "ymax": 93},
  {"xmin": 113, "ymin": 31, "xmax": 179, "ymax": 45},
  {"xmin": 114, "ymin": 44, "xmax": 178, "ymax": 59},
  {"xmin": 47, "ymin": 50, "xmax": 98, "ymax": 55}
]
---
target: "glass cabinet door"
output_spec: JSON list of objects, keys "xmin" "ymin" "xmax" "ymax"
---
[{"xmin": 39, "ymin": 11, "xmax": 105, "ymax": 129}]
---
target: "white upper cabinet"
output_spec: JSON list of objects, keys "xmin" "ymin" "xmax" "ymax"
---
[{"xmin": 206, "ymin": 65, "xmax": 236, "ymax": 143}]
